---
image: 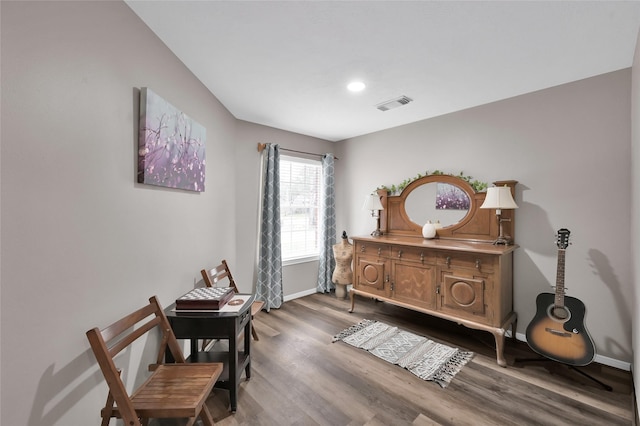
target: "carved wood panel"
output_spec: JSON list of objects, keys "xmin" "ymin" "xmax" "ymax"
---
[
  {"xmin": 392, "ymin": 261, "xmax": 436, "ymax": 310},
  {"xmin": 355, "ymin": 257, "xmax": 389, "ymax": 298}
]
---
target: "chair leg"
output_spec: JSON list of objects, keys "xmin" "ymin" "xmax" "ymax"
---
[
  {"xmin": 101, "ymin": 389, "xmax": 115, "ymax": 426},
  {"xmin": 199, "ymin": 405, "xmax": 216, "ymax": 426},
  {"xmin": 251, "ymin": 317, "xmax": 260, "ymax": 341},
  {"xmin": 100, "ymin": 412, "xmax": 111, "ymax": 426}
]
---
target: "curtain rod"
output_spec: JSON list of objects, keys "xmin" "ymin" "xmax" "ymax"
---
[{"xmin": 257, "ymin": 143, "xmax": 339, "ymax": 160}]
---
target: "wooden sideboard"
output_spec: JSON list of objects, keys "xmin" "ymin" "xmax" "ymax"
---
[
  {"xmin": 350, "ymin": 235, "xmax": 516, "ymax": 366},
  {"xmin": 350, "ymin": 175, "xmax": 518, "ymax": 367}
]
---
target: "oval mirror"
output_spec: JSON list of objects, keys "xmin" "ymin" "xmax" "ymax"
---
[{"xmin": 404, "ymin": 182, "xmax": 470, "ymax": 228}]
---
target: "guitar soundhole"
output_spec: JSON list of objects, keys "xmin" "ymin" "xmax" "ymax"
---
[
  {"xmin": 553, "ymin": 308, "xmax": 568, "ymax": 319},
  {"xmin": 547, "ymin": 305, "xmax": 570, "ymax": 322}
]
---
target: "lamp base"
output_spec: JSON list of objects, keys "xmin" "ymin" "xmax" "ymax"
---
[
  {"xmin": 493, "ymin": 216, "xmax": 513, "ymax": 245},
  {"xmin": 370, "ymin": 217, "xmax": 383, "ymax": 237},
  {"xmin": 492, "ymin": 235, "xmax": 513, "ymax": 245}
]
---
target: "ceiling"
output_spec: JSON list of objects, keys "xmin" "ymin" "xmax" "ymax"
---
[{"xmin": 125, "ymin": 1, "xmax": 640, "ymax": 142}]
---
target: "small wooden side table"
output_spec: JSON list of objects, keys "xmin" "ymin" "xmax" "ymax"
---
[{"xmin": 165, "ymin": 294, "xmax": 254, "ymax": 412}]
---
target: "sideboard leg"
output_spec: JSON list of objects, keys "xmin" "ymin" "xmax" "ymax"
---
[
  {"xmin": 493, "ymin": 313, "xmax": 517, "ymax": 367},
  {"xmin": 493, "ymin": 329, "xmax": 507, "ymax": 367},
  {"xmin": 348, "ymin": 290, "xmax": 355, "ymax": 313}
]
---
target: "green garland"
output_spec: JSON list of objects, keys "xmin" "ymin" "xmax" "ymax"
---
[{"xmin": 378, "ymin": 170, "xmax": 488, "ymax": 195}]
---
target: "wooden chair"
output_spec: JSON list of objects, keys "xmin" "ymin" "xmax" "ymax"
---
[
  {"xmin": 86, "ymin": 295, "xmax": 223, "ymax": 426},
  {"xmin": 201, "ymin": 259, "xmax": 264, "ymax": 341}
]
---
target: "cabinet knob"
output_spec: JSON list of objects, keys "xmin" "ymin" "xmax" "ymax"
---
[
  {"xmin": 378, "ymin": 247, "xmax": 382, "ymax": 256},
  {"xmin": 446, "ymin": 256, "xmax": 451, "ymax": 267},
  {"xmin": 420, "ymin": 252, "xmax": 425, "ymax": 264},
  {"xmin": 476, "ymin": 259, "xmax": 481, "ymax": 270},
  {"xmin": 361, "ymin": 245, "xmax": 365, "ymax": 253},
  {"xmin": 385, "ymin": 274, "xmax": 390, "ymax": 283},
  {"xmin": 397, "ymin": 250, "xmax": 403, "ymax": 258}
]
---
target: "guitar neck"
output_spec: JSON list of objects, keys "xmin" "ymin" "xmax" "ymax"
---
[{"xmin": 555, "ymin": 248, "xmax": 566, "ymax": 307}]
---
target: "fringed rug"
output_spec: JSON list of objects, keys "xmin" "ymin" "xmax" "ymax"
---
[{"xmin": 332, "ymin": 319, "xmax": 474, "ymax": 388}]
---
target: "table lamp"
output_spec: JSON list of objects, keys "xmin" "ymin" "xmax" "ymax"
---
[
  {"xmin": 363, "ymin": 193, "xmax": 384, "ymax": 236},
  {"xmin": 480, "ymin": 185, "xmax": 518, "ymax": 245}
]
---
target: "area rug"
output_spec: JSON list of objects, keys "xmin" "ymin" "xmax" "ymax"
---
[{"xmin": 332, "ymin": 319, "xmax": 474, "ymax": 388}]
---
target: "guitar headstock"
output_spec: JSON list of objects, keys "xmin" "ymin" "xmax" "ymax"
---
[{"xmin": 556, "ymin": 228, "xmax": 571, "ymax": 249}]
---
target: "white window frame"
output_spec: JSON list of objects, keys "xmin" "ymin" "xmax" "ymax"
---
[{"xmin": 279, "ymin": 155, "xmax": 322, "ymax": 265}]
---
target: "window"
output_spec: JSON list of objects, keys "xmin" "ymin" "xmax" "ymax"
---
[{"xmin": 279, "ymin": 155, "xmax": 322, "ymax": 263}]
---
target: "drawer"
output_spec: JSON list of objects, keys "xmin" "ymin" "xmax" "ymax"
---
[
  {"xmin": 238, "ymin": 309, "xmax": 251, "ymax": 328},
  {"xmin": 355, "ymin": 241, "xmax": 390, "ymax": 258},
  {"xmin": 393, "ymin": 246, "xmax": 436, "ymax": 264},
  {"xmin": 438, "ymin": 252, "xmax": 495, "ymax": 273}
]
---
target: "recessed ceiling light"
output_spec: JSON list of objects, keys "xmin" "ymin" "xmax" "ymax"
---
[{"xmin": 347, "ymin": 81, "xmax": 366, "ymax": 92}]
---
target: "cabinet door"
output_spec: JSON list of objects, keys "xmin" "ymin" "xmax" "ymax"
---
[
  {"xmin": 355, "ymin": 256, "xmax": 390, "ymax": 298},
  {"xmin": 438, "ymin": 269, "xmax": 488, "ymax": 322},
  {"xmin": 392, "ymin": 260, "xmax": 436, "ymax": 310}
]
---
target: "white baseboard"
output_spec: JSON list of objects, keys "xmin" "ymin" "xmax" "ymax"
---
[
  {"xmin": 283, "ymin": 288, "xmax": 317, "ymax": 302},
  {"xmin": 514, "ymin": 332, "xmax": 631, "ymax": 371}
]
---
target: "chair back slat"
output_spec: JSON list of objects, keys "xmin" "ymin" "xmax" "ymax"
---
[
  {"xmin": 201, "ymin": 259, "xmax": 239, "ymax": 294},
  {"xmin": 100, "ymin": 303, "xmax": 157, "ymax": 343},
  {"xmin": 108, "ymin": 316, "xmax": 161, "ymax": 358}
]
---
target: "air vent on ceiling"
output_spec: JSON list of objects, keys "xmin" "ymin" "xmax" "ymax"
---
[{"xmin": 376, "ymin": 95, "xmax": 413, "ymax": 112}]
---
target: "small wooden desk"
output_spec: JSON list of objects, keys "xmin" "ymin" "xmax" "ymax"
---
[{"xmin": 165, "ymin": 294, "xmax": 254, "ymax": 412}]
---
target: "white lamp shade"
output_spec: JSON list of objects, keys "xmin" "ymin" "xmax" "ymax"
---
[
  {"xmin": 480, "ymin": 186, "xmax": 518, "ymax": 209},
  {"xmin": 362, "ymin": 193, "xmax": 384, "ymax": 211}
]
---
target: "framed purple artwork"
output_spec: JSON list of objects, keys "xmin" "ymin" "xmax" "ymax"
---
[
  {"xmin": 436, "ymin": 183, "xmax": 470, "ymax": 210},
  {"xmin": 138, "ymin": 88, "xmax": 206, "ymax": 192}
]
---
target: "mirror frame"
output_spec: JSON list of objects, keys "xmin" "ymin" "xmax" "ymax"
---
[
  {"xmin": 401, "ymin": 176, "xmax": 473, "ymax": 230},
  {"xmin": 378, "ymin": 175, "xmax": 517, "ymax": 243}
]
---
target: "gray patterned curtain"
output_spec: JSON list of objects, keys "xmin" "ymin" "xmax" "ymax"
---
[
  {"xmin": 256, "ymin": 144, "xmax": 283, "ymax": 311},
  {"xmin": 317, "ymin": 153, "xmax": 336, "ymax": 293}
]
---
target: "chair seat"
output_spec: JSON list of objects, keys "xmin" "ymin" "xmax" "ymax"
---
[
  {"xmin": 251, "ymin": 300, "xmax": 265, "ymax": 316},
  {"xmin": 125, "ymin": 363, "xmax": 222, "ymax": 418}
]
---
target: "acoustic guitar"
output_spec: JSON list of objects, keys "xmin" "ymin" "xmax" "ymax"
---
[{"xmin": 525, "ymin": 228, "xmax": 596, "ymax": 366}]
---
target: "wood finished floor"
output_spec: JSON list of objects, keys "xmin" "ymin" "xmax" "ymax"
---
[{"xmin": 183, "ymin": 293, "xmax": 634, "ymax": 425}]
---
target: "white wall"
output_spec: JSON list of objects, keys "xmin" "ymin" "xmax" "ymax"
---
[
  {"xmin": 335, "ymin": 69, "xmax": 633, "ymax": 368},
  {"xmin": 631, "ymin": 27, "xmax": 640, "ymax": 420},
  {"xmin": 0, "ymin": 2, "xmax": 235, "ymax": 424}
]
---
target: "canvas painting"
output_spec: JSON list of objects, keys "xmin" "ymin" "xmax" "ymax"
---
[
  {"xmin": 138, "ymin": 88, "xmax": 206, "ymax": 192},
  {"xmin": 436, "ymin": 183, "xmax": 470, "ymax": 210}
]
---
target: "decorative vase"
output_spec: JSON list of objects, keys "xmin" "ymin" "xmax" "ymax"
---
[{"xmin": 422, "ymin": 221, "xmax": 437, "ymax": 239}]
